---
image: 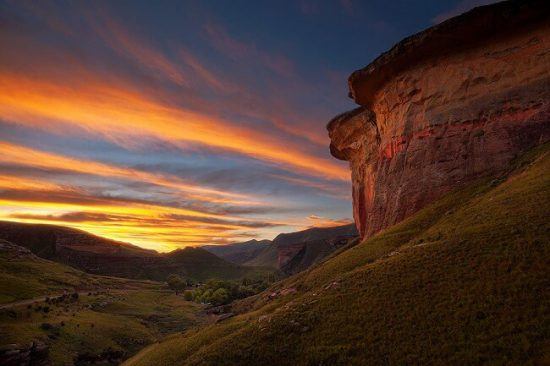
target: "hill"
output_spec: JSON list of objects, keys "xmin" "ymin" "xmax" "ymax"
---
[
  {"xmin": 123, "ymin": 144, "xmax": 550, "ymax": 365},
  {"xmin": 0, "ymin": 222, "xmax": 270, "ymax": 282},
  {"xmin": 0, "ymin": 240, "xmax": 204, "ymax": 365},
  {"xmin": 202, "ymin": 240, "xmax": 271, "ymax": 264},
  {"xmin": 244, "ymin": 224, "xmax": 358, "ymax": 274},
  {"xmin": 0, "ymin": 239, "xmax": 137, "ymax": 304}
]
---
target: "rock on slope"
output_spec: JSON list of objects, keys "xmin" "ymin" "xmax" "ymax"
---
[{"xmin": 328, "ymin": 0, "xmax": 550, "ymax": 238}]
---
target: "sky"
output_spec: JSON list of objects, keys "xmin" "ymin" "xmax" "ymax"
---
[{"xmin": 0, "ymin": 0, "xmax": 494, "ymax": 252}]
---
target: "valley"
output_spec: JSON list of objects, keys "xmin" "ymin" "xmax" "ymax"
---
[
  {"xmin": 0, "ymin": 0, "xmax": 549, "ymax": 365},
  {"xmin": 0, "ymin": 216, "xmax": 356, "ymax": 364},
  {"xmin": 123, "ymin": 142, "xmax": 550, "ymax": 366}
]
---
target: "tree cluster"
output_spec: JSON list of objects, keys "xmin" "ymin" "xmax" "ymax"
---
[{"xmin": 184, "ymin": 278, "xmax": 270, "ymax": 306}]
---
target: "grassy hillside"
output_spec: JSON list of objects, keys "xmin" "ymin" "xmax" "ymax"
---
[
  {"xmin": 0, "ymin": 240, "xmax": 153, "ymax": 304},
  {"xmin": 158, "ymin": 247, "xmax": 274, "ymax": 282},
  {"xmin": 0, "ymin": 242, "xmax": 205, "ymax": 365},
  {"xmin": 0, "ymin": 287, "xmax": 203, "ymax": 365},
  {"xmin": 243, "ymin": 244, "xmax": 278, "ymax": 268},
  {"xmin": 124, "ymin": 145, "xmax": 550, "ymax": 366}
]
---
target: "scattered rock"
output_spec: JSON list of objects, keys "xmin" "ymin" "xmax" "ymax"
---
[
  {"xmin": 215, "ymin": 313, "xmax": 235, "ymax": 323},
  {"xmin": 0, "ymin": 341, "xmax": 49, "ymax": 366},
  {"xmin": 267, "ymin": 287, "xmax": 297, "ymax": 301},
  {"xmin": 323, "ymin": 281, "xmax": 340, "ymax": 291}
]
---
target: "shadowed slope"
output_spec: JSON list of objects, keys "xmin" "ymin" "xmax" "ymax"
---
[
  {"xmin": 0, "ymin": 222, "xmax": 271, "ymax": 282},
  {"xmin": 203, "ymin": 240, "xmax": 271, "ymax": 265}
]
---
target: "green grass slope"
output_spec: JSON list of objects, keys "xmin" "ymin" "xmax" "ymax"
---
[
  {"xmin": 0, "ymin": 242, "xmax": 205, "ymax": 364},
  {"xmin": 124, "ymin": 145, "xmax": 550, "ymax": 366},
  {"xmin": 0, "ymin": 287, "xmax": 203, "ymax": 365},
  {"xmin": 0, "ymin": 240, "xmax": 152, "ymax": 304}
]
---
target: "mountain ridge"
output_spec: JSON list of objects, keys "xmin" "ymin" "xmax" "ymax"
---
[{"xmin": 0, "ymin": 221, "xmax": 268, "ymax": 282}]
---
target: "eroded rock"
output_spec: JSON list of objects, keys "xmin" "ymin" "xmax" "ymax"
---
[{"xmin": 328, "ymin": 0, "xmax": 550, "ymax": 238}]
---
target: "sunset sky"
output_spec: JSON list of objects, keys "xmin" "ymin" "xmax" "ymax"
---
[{"xmin": 0, "ymin": 0, "xmax": 493, "ymax": 252}]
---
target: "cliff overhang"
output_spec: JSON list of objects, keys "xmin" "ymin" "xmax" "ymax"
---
[
  {"xmin": 328, "ymin": 0, "xmax": 550, "ymax": 238},
  {"xmin": 346, "ymin": 0, "xmax": 549, "ymax": 108}
]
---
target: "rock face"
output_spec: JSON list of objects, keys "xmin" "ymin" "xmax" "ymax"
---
[
  {"xmin": 274, "ymin": 224, "xmax": 357, "ymax": 274},
  {"xmin": 243, "ymin": 224, "xmax": 358, "ymax": 272},
  {"xmin": 328, "ymin": 0, "xmax": 550, "ymax": 238},
  {"xmin": 203, "ymin": 239, "xmax": 271, "ymax": 265}
]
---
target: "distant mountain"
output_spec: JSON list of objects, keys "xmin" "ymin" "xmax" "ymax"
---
[
  {"xmin": 203, "ymin": 239, "xmax": 271, "ymax": 264},
  {"xmin": 243, "ymin": 224, "xmax": 358, "ymax": 274},
  {"xmin": 0, "ymin": 221, "xmax": 270, "ymax": 282}
]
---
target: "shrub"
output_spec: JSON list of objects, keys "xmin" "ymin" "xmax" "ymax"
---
[
  {"xmin": 183, "ymin": 290, "xmax": 193, "ymax": 301},
  {"xmin": 166, "ymin": 274, "xmax": 187, "ymax": 293}
]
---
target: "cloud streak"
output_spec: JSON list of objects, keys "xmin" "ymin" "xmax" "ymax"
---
[
  {"xmin": 0, "ymin": 1, "xmax": 358, "ymax": 251},
  {"xmin": 0, "ymin": 73, "xmax": 348, "ymax": 181}
]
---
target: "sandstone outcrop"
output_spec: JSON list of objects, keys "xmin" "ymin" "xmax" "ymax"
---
[{"xmin": 328, "ymin": 0, "xmax": 550, "ymax": 238}]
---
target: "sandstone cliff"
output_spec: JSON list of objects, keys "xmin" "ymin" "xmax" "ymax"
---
[{"xmin": 328, "ymin": 0, "xmax": 550, "ymax": 238}]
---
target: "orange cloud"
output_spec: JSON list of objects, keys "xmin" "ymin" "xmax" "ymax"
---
[
  {"xmin": 0, "ymin": 142, "xmax": 256, "ymax": 205},
  {"xmin": 306, "ymin": 214, "xmax": 353, "ymax": 228},
  {"xmin": 0, "ymin": 73, "xmax": 349, "ymax": 181}
]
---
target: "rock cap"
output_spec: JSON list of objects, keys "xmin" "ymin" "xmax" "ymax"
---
[{"xmin": 348, "ymin": 0, "xmax": 550, "ymax": 107}]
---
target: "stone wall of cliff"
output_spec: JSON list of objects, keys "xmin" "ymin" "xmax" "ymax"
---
[{"xmin": 328, "ymin": 0, "xmax": 550, "ymax": 238}]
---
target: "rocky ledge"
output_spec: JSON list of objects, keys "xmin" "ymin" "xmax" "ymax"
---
[{"xmin": 328, "ymin": 0, "xmax": 550, "ymax": 238}]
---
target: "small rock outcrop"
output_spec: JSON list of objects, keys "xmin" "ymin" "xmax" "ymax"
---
[
  {"xmin": 0, "ymin": 239, "xmax": 38, "ymax": 260},
  {"xmin": 328, "ymin": 0, "xmax": 550, "ymax": 238},
  {"xmin": 0, "ymin": 342, "xmax": 49, "ymax": 366}
]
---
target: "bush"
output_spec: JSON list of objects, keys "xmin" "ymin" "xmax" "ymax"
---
[
  {"xmin": 186, "ymin": 278, "xmax": 272, "ymax": 306},
  {"xmin": 183, "ymin": 290, "xmax": 193, "ymax": 301},
  {"xmin": 210, "ymin": 288, "xmax": 229, "ymax": 306},
  {"xmin": 167, "ymin": 274, "xmax": 187, "ymax": 293}
]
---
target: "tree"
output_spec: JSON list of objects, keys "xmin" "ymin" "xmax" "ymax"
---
[
  {"xmin": 183, "ymin": 290, "xmax": 193, "ymax": 301},
  {"xmin": 210, "ymin": 288, "xmax": 230, "ymax": 305},
  {"xmin": 166, "ymin": 274, "xmax": 186, "ymax": 294}
]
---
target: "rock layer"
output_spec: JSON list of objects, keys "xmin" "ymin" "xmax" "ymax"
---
[{"xmin": 328, "ymin": 0, "xmax": 550, "ymax": 238}]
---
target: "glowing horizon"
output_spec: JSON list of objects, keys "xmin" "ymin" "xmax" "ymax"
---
[
  {"xmin": 1, "ymin": 1, "xmax": 462, "ymax": 251},
  {"xmin": 0, "ymin": 1, "xmax": 360, "ymax": 251}
]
